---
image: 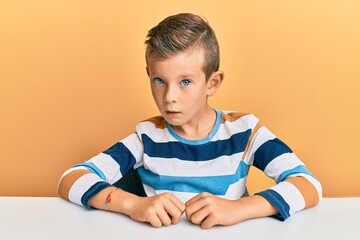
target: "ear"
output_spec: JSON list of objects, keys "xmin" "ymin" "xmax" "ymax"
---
[
  {"xmin": 206, "ymin": 70, "xmax": 224, "ymax": 96},
  {"xmin": 146, "ymin": 66, "xmax": 149, "ymax": 76}
]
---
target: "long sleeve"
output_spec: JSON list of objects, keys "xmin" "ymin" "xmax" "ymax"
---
[
  {"xmin": 244, "ymin": 122, "xmax": 322, "ymax": 220},
  {"xmin": 57, "ymin": 133, "xmax": 144, "ymax": 208}
]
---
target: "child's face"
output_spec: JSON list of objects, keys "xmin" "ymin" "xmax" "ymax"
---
[{"xmin": 147, "ymin": 49, "xmax": 213, "ymax": 127}]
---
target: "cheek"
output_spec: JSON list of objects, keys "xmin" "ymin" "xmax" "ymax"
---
[
  {"xmin": 185, "ymin": 92, "xmax": 205, "ymax": 106},
  {"xmin": 151, "ymin": 89, "xmax": 163, "ymax": 105},
  {"xmin": 191, "ymin": 87, "xmax": 207, "ymax": 100},
  {"xmin": 150, "ymin": 86, "xmax": 159, "ymax": 97}
]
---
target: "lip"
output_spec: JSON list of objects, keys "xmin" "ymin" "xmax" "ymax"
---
[{"xmin": 165, "ymin": 110, "xmax": 180, "ymax": 115}]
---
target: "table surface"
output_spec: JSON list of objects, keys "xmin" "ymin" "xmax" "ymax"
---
[{"xmin": 0, "ymin": 197, "xmax": 359, "ymax": 240}]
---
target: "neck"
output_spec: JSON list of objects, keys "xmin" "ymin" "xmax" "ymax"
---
[{"xmin": 172, "ymin": 107, "xmax": 216, "ymax": 140}]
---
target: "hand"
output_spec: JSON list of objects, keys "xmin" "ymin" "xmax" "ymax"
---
[
  {"xmin": 127, "ymin": 193, "xmax": 185, "ymax": 228},
  {"xmin": 185, "ymin": 192, "xmax": 243, "ymax": 229}
]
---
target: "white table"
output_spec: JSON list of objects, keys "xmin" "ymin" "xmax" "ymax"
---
[{"xmin": 0, "ymin": 197, "xmax": 359, "ymax": 240}]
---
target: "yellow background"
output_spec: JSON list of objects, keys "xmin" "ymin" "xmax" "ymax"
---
[{"xmin": 1, "ymin": 0, "xmax": 359, "ymax": 197}]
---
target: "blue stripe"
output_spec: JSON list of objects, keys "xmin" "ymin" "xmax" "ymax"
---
[
  {"xmin": 277, "ymin": 165, "xmax": 317, "ymax": 183},
  {"xmin": 256, "ymin": 189, "xmax": 290, "ymax": 220},
  {"xmin": 142, "ymin": 129, "xmax": 251, "ymax": 161},
  {"xmin": 73, "ymin": 162, "xmax": 106, "ymax": 181},
  {"xmin": 137, "ymin": 161, "xmax": 250, "ymax": 195},
  {"xmin": 103, "ymin": 142, "xmax": 136, "ymax": 176},
  {"xmin": 81, "ymin": 181, "xmax": 111, "ymax": 209},
  {"xmin": 253, "ymin": 138, "xmax": 293, "ymax": 171}
]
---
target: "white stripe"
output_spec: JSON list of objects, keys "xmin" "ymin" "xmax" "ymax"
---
[
  {"xmin": 143, "ymin": 180, "xmax": 247, "ymax": 202},
  {"xmin": 224, "ymin": 177, "xmax": 247, "ymax": 200},
  {"xmin": 270, "ymin": 181, "xmax": 306, "ymax": 216},
  {"xmin": 59, "ymin": 167, "xmax": 81, "ymax": 181},
  {"xmin": 136, "ymin": 122, "xmax": 176, "ymax": 143},
  {"xmin": 68, "ymin": 173, "xmax": 103, "ymax": 206},
  {"xmin": 212, "ymin": 114, "xmax": 259, "ymax": 141},
  {"xmin": 57, "ymin": 166, "xmax": 91, "ymax": 190},
  {"xmin": 137, "ymin": 114, "xmax": 259, "ymax": 143},
  {"xmin": 143, "ymin": 152, "xmax": 244, "ymax": 177},
  {"xmin": 243, "ymin": 126, "xmax": 276, "ymax": 165},
  {"xmin": 263, "ymin": 153, "xmax": 304, "ymax": 182},
  {"xmin": 88, "ymin": 153, "xmax": 121, "ymax": 182},
  {"xmin": 143, "ymin": 183, "xmax": 156, "ymax": 197},
  {"xmin": 143, "ymin": 184, "xmax": 199, "ymax": 203},
  {"xmin": 121, "ymin": 133, "xmax": 145, "ymax": 168}
]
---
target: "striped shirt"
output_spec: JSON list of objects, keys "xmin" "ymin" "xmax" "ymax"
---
[{"xmin": 58, "ymin": 110, "xmax": 322, "ymax": 220}]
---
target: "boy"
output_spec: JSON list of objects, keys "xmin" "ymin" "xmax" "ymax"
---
[{"xmin": 58, "ymin": 13, "xmax": 322, "ymax": 229}]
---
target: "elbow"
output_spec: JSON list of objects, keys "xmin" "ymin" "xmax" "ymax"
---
[
  {"xmin": 306, "ymin": 176, "xmax": 323, "ymax": 208},
  {"xmin": 57, "ymin": 174, "xmax": 69, "ymax": 201},
  {"xmin": 315, "ymin": 178, "xmax": 323, "ymax": 205}
]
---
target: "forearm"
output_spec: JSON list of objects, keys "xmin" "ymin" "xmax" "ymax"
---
[
  {"xmin": 88, "ymin": 187, "xmax": 139, "ymax": 215},
  {"xmin": 90, "ymin": 189, "xmax": 186, "ymax": 227},
  {"xmin": 185, "ymin": 192, "xmax": 278, "ymax": 228},
  {"xmin": 234, "ymin": 195, "xmax": 278, "ymax": 221}
]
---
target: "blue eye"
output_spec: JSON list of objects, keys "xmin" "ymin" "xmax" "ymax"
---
[
  {"xmin": 181, "ymin": 79, "xmax": 191, "ymax": 86},
  {"xmin": 153, "ymin": 78, "xmax": 165, "ymax": 85}
]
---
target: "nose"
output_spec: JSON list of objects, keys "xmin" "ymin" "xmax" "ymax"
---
[{"xmin": 163, "ymin": 85, "xmax": 177, "ymax": 103}]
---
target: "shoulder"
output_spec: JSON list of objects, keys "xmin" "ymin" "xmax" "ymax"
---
[
  {"xmin": 218, "ymin": 111, "xmax": 261, "ymax": 136},
  {"xmin": 220, "ymin": 111, "xmax": 259, "ymax": 125},
  {"xmin": 139, "ymin": 116, "xmax": 167, "ymax": 128},
  {"xmin": 135, "ymin": 115, "xmax": 167, "ymax": 135}
]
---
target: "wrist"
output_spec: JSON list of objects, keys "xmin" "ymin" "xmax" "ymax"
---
[
  {"xmin": 234, "ymin": 195, "xmax": 278, "ymax": 221},
  {"xmin": 233, "ymin": 197, "xmax": 255, "ymax": 221},
  {"xmin": 111, "ymin": 189, "xmax": 140, "ymax": 215},
  {"xmin": 104, "ymin": 188, "xmax": 120, "ymax": 211}
]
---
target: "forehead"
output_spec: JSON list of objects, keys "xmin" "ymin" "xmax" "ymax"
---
[{"xmin": 147, "ymin": 48, "xmax": 205, "ymax": 78}]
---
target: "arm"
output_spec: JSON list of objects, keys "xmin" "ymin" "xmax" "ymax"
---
[
  {"xmin": 250, "ymin": 128, "xmax": 322, "ymax": 220},
  {"xmin": 186, "ymin": 120, "xmax": 322, "ymax": 228},
  {"xmin": 185, "ymin": 192, "xmax": 277, "ymax": 229},
  {"xmin": 88, "ymin": 187, "xmax": 185, "ymax": 228},
  {"xmin": 58, "ymin": 133, "xmax": 185, "ymax": 227},
  {"xmin": 57, "ymin": 133, "xmax": 141, "ymax": 208}
]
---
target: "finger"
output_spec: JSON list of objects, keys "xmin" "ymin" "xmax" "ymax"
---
[
  {"xmin": 168, "ymin": 194, "xmax": 186, "ymax": 213},
  {"xmin": 201, "ymin": 215, "xmax": 217, "ymax": 229},
  {"xmin": 156, "ymin": 209, "xmax": 172, "ymax": 226},
  {"xmin": 185, "ymin": 193, "xmax": 205, "ymax": 207},
  {"xmin": 185, "ymin": 198, "xmax": 208, "ymax": 221},
  {"xmin": 147, "ymin": 214, "xmax": 162, "ymax": 228},
  {"xmin": 162, "ymin": 198, "xmax": 184, "ymax": 224},
  {"xmin": 188, "ymin": 205, "xmax": 211, "ymax": 225},
  {"xmin": 164, "ymin": 204, "xmax": 183, "ymax": 224}
]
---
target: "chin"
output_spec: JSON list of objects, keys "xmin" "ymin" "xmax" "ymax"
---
[{"xmin": 164, "ymin": 118, "xmax": 182, "ymax": 126}]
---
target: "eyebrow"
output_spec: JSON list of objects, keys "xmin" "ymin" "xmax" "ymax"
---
[
  {"xmin": 178, "ymin": 74, "xmax": 196, "ymax": 79},
  {"xmin": 149, "ymin": 72, "xmax": 197, "ymax": 79}
]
